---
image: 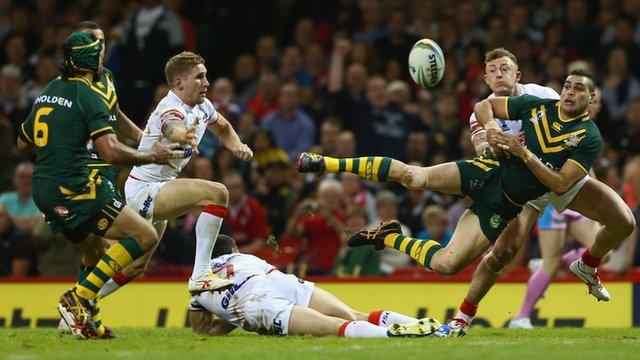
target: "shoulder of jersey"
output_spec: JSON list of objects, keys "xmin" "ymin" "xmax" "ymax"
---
[{"xmin": 521, "ymin": 83, "xmax": 560, "ymax": 99}]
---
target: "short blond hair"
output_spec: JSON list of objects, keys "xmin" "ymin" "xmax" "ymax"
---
[
  {"xmin": 164, "ymin": 51, "xmax": 205, "ymax": 85},
  {"xmin": 484, "ymin": 47, "xmax": 518, "ymax": 66}
]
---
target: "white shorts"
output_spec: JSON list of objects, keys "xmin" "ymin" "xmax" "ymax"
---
[
  {"xmin": 243, "ymin": 272, "xmax": 314, "ymax": 335},
  {"xmin": 124, "ymin": 176, "xmax": 167, "ymax": 222},
  {"xmin": 527, "ymin": 175, "xmax": 590, "ymax": 213}
]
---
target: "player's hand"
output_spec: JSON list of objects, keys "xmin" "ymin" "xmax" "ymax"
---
[
  {"xmin": 485, "ymin": 128, "xmax": 505, "ymax": 157},
  {"xmin": 151, "ymin": 139, "xmax": 185, "ymax": 164},
  {"xmin": 185, "ymin": 123, "xmax": 197, "ymax": 148},
  {"xmin": 231, "ymin": 143, "xmax": 253, "ymax": 161},
  {"xmin": 494, "ymin": 132, "xmax": 527, "ymax": 159}
]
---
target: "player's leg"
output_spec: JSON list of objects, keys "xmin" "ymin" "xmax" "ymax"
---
[
  {"xmin": 308, "ymin": 287, "xmax": 418, "ymax": 327},
  {"xmin": 96, "ymin": 221, "xmax": 168, "ymax": 300},
  {"xmin": 510, "ymin": 207, "xmax": 565, "ymax": 328},
  {"xmin": 288, "ymin": 305, "xmax": 391, "ymax": 337},
  {"xmin": 297, "ymin": 152, "xmax": 462, "ymax": 195},
  {"xmin": 152, "ymin": 178, "xmax": 232, "ymax": 292},
  {"xmin": 452, "ymin": 204, "xmax": 537, "ymax": 332},
  {"xmin": 566, "ymin": 179, "xmax": 635, "ymax": 300}
]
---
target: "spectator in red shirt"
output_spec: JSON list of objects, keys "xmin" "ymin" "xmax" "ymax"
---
[
  {"xmin": 223, "ymin": 171, "xmax": 269, "ymax": 254},
  {"xmin": 286, "ymin": 179, "xmax": 346, "ymax": 275},
  {"xmin": 246, "ymin": 72, "xmax": 281, "ymax": 121}
]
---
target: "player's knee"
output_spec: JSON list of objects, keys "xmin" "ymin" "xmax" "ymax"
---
[
  {"xmin": 436, "ymin": 258, "xmax": 464, "ymax": 275},
  {"xmin": 134, "ymin": 223, "xmax": 160, "ymax": 251},
  {"xmin": 620, "ymin": 208, "xmax": 636, "ymax": 237},
  {"xmin": 202, "ymin": 181, "xmax": 229, "ymax": 206}
]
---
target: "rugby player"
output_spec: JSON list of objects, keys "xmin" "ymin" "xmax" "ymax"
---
[
  {"xmin": 17, "ymin": 31, "xmax": 186, "ymax": 339},
  {"xmin": 188, "ymin": 235, "xmax": 441, "ymax": 338},
  {"xmin": 297, "ymin": 68, "xmax": 634, "ymax": 335},
  {"xmin": 94, "ymin": 51, "xmax": 253, "ymax": 300}
]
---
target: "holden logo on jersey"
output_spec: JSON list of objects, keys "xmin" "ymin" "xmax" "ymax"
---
[
  {"xmin": 54, "ymin": 206, "xmax": 69, "ymax": 218},
  {"xmin": 489, "ymin": 213, "xmax": 502, "ymax": 229},
  {"xmin": 529, "ymin": 109, "xmax": 544, "ymax": 124},
  {"xmin": 562, "ymin": 133, "xmax": 584, "ymax": 149},
  {"xmin": 551, "ymin": 122, "xmax": 563, "ymax": 132}
]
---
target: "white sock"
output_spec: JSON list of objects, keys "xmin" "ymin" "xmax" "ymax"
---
[
  {"xmin": 455, "ymin": 311, "xmax": 473, "ymax": 324},
  {"xmin": 369, "ymin": 310, "xmax": 417, "ymax": 327},
  {"xmin": 96, "ymin": 272, "xmax": 131, "ymax": 299},
  {"xmin": 191, "ymin": 208, "xmax": 224, "ymax": 279},
  {"xmin": 97, "ymin": 279, "xmax": 119, "ymax": 299},
  {"xmin": 340, "ymin": 321, "xmax": 389, "ymax": 338}
]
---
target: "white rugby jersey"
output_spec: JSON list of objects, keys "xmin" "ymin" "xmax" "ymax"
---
[
  {"xmin": 129, "ymin": 90, "xmax": 219, "ymax": 181},
  {"xmin": 190, "ymin": 253, "xmax": 276, "ymax": 327},
  {"xmin": 469, "ymin": 83, "xmax": 560, "ymax": 139}
]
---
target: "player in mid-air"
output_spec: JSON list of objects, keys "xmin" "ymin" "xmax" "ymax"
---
[
  {"xmin": 446, "ymin": 48, "xmax": 603, "ymax": 332},
  {"xmin": 89, "ymin": 51, "xmax": 253, "ymax": 302},
  {"xmin": 298, "ymin": 68, "xmax": 634, "ymax": 336},
  {"xmin": 17, "ymin": 31, "xmax": 186, "ymax": 339},
  {"xmin": 188, "ymin": 235, "xmax": 442, "ymax": 338}
]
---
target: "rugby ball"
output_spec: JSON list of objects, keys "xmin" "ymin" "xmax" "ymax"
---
[{"xmin": 408, "ymin": 39, "xmax": 445, "ymax": 88}]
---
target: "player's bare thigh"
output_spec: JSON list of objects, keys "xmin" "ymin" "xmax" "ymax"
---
[
  {"xmin": 288, "ymin": 305, "xmax": 347, "ymax": 336},
  {"xmin": 429, "ymin": 209, "xmax": 492, "ymax": 275},
  {"xmin": 389, "ymin": 161, "xmax": 462, "ymax": 195},
  {"xmin": 308, "ymin": 287, "xmax": 367, "ymax": 321},
  {"xmin": 153, "ymin": 178, "xmax": 228, "ymax": 220},
  {"xmin": 566, "ymin": 178, "xmax": 634, "ymax": 234}
]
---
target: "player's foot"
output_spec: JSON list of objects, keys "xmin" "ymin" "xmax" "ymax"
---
[
  {"xmin": 508, "ymin": 317, "xmax": 534, "ymax": 329},
  {"xmin": 388, "ymin": 317, "xmax": 442, "ymax": 337},
  {"xmin": 57, "ymin": 288, "xmax": 98, "ymax": 339},
  {"xmin": 441, "ymin": 318, "xmax": 468, "ymax": 337},
  {"xmin": 58, "ymin": 318, "xmax": 72, "ymax": 334},
  {"xmin": 188, "ymin": 271, "xmax": 234, "ymax": 294},
  {"xmin": 97, "ymin": 326, "xmax": 117, "ymax": 339},
  {"xmin": 296, "ymin": 152, "xmax": 325, "ymax": 174},
  {"xmin": 347, "ymin": 220, "xmax": 402, "ymax": 250},
  {"xmin": 569, "ymin": 259, "xmax": 610, "ymax": 302}
]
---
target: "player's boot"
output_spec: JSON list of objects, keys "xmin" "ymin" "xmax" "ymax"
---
[
  {"xmin": 508, "ymin": 317, "xmax": 534, "ymax": 329},
  {"xmin": 569, "ymin": 259, "xmax": 610, "ymax": 302},
  {"xmin": 388, "ymin": 317, "xmax": 442, "ymax": 337},
  {"xmin": 441, "ymin": 318, "xmax": 468, "ymax": 337},
  {"xmin": 347, "ymin": 220, "xmax": 402, "ymax": 250},
  {"xmin": 295, "ymin": 152, "xmax": 325, "ymax": 174},
  {"xmin": 57, "ymin": 288, "xmax": 98, "ymax": 339},
  {"xmin": 188, "ymin": 271, "xmax": 234, "ymax": 294},
  {"xmin": 58, "ymin": 318, "xmax": 72, "ymax": 334}
]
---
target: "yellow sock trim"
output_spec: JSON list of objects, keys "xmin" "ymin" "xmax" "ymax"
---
[
  {"xmin": 418, "ymin": 240, "xmax": 441, "ymax": 264},
  {"xmin": 107, "ymin": 243, "xmax": 134, "ymax": 267},
  {"xmin": 325, "ymin": 157, "xmax": 340, "ymax": 172},
  {"xmin": 344, "ymin": 158, "xmax": 353, "ymax": 172},
  {"xmin": 398, "ymin": 237, "xmax": 412, "ymax": 252},
  {"xmin": 384, "ymin": 233, "xmax": 401, "ymax": 248}
]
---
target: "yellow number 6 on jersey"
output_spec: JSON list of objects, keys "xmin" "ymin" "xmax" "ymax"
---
[{"xmin": 34, "ymin": 107, "xmax": 53, "ymax": 147}]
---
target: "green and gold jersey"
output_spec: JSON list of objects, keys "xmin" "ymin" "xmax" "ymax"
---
[
  {"xmin": 87, "ymin": 68, "xmax": 119, "ymax": 180},
  {"xmin": 500, "ymin": 94, "xmax": 602, "ymax": 205},
  {"xmin": 19, "ymin": 76, "xmax": 116, "ymax": 193}
]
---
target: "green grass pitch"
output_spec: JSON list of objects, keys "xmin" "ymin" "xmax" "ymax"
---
[{"xmin": 1, "ymin": 328, "xmax": 639, "ymax": 359}]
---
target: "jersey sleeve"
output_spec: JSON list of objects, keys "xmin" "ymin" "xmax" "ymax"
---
[
  {"xmin": 19, "ymin": 111, "xmax": 35, "ymax": 145},
  {"xmin": 82, "ymin": 91, "xmax": 115, "ymax": 141},
  {"xmin": 205, "ymin": 99, "xmax": 220, "ymax": 125},
  {"xmin": 469, "ymin": 113, "xmax": 484, "ymax": 138},
  {"xmin": 158, "ymin": 107, "xmax": 186, "ymax": 125},
  {"xmin": 506, "ymin": 94, "xmax": 542, "ymax": 121},
  {"xmin": 544, "ymin": 87, "xmax": 560, "ymax": 100},
  {"xmin": 567, "ymin": 124, "xmax": 602, "ymax": 174}
]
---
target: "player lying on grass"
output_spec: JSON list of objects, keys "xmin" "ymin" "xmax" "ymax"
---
[{"xmin": 188, "ymin": 235, "xmax": 442, "ymax": 338}]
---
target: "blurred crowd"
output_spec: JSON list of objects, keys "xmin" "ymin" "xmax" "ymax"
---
[{"xmin": 1, "ymin": 0, "xmax": 640, "ymax": 277}]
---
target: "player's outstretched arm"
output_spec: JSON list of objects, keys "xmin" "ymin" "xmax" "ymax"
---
[
  {"xmin": 494, "ymin": 132, "xmax": 585, "ymax": 195},
  {"xmin": 188, "ymin": 310, "xmax": 236, "ymax": 336},
  {"xmin": 473, "ymin": 97, "xmax": 510, "ymax": 154},
  {"xmin": 94, "ymin": 133, "xmax": 184, "ymax": 165},
  {"xmin": 208, "ymin": 114, "xmax": 253, "ymax": 161}
]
